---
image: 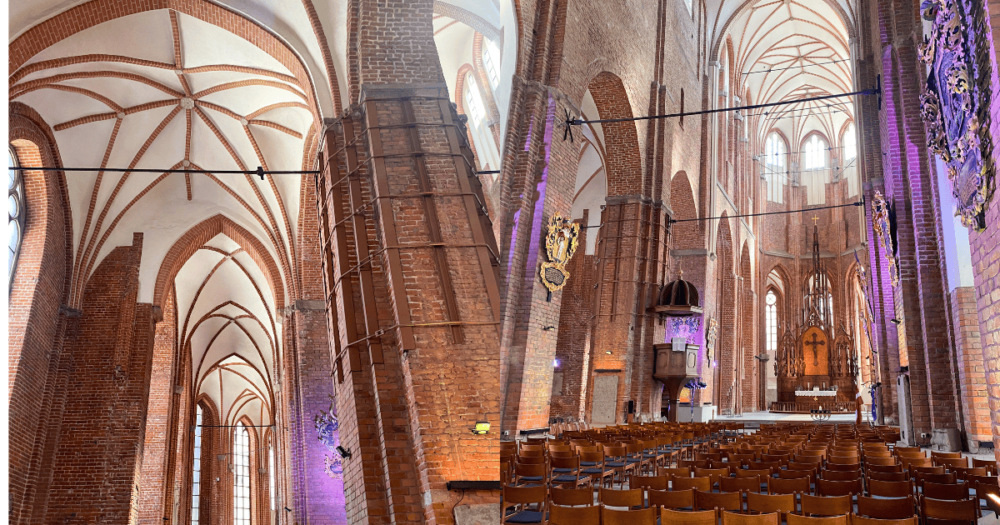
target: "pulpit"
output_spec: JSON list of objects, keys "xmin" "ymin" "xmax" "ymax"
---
[{"xmin": 653, "ymin": 342, "xmax": 699, "ymax": 422}]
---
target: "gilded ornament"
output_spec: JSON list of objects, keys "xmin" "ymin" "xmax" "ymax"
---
[
  {"xmin": 872, "ymin": 191, "xmax": 900, "ymax": 288},
  {"xmin": 539, "ymin": 214, "xmax": 581, "ymax": 293}
]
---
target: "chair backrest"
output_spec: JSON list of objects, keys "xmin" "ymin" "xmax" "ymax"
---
[
  {"xmin": 746, "ymin": 492, "xmax": 795, "ymax": 516},
  {"xmin": 850, "ymin": 516, "xmax": 917, "ymax": 525},
  {"xmin": 720, "ymin": 476, "xmax": 760, "ymax": 493},
  {"xmin": 816, "ymin": 478, "xmax": 862, "ymax": 497},
  {"xmin": 915, "ymin": 471, "xmax": 955, "ymax": 486},
  {"xmin": 950, "ymin": 467, "xmax": 986, "ymax": 481},
  {"xmin": 768, "ymin": 476, "xmax": 809, "ymax": 495},
  {"xmin": 919, "ymin": 496, "xmax": 977, "ymax": 524},
  {"xmin": 901, "ymin": 457, "xmax": 934, "ymax": 470},
  {"xmin": 971, "ymin": 458, "xmax": 998, "ymax": 475},
  {"xmin": 720, "ymin": 511, "xmax": 779, "ymax": 525},
  {"xmin": 601, "ymin": 506, "xmax": 657, "ymax": 525},
  {"xmin": 865, "ymin": 457, "xmax": 901, "ymax": 467},
  {"xmin": 785, "ymin": 514, "xmax": 849, "ymax": 525},
  {"xmin": 599, "ymin": 487, "xmax": 643, "ymax": 508},
  {"xmin": 921, "ymin": 481, "xmax": 968, "ymax": 500},
  {"xmin": 826, "ymin": 462, "xmax": 861, "ymax": 472},
  {"xmin": 515, "ymin": 462, "xmax": 548, "ymax": 479},
  {"xmin": 548, "ymin": 504, "xmax": 600, "ymax": 525},
  {"xmin": 660, "ymin": 508, "xmax": 717, "ymax": 525},
  {"xmin": 894, "ymin": 447, "xmax": 924, "ymax": 458},
  {"xmin": 856, "ymin": 495, "xmax": 915, "ymax": 519},
  {"xmin": 631, "ymin": 475, "xmax": 668, "ymax": 492},
  {"xmin": 867, "ymin": 478, "xmax": 910, "ymax": 498},
  {"xmin": 737, "ymin": 468, "xmax": 772, "ymax": 480},
  {"xmin": 694, "ymin": 489, "xmax": 743, "ymax": 513},
  {"xmin": 501, "ymin": 484, "xmax": 546, "ymax": 521},
  {"xmin": 930, "ymin": 451, "xmax": 962, "ymax": 460},
  {"xmin": 821, "ymin": 469, "xmax": 861, "ymax": 481},
  {"xmin": 867, "ymin": 470, "xmax": 907, "ymax": 482},
  {"xmin": 694, "ymin": 467, "xmax": 730, "ymax": 487},
  {"xmin": 933, "ymin": 456, "xmax": 969, "ymax": 470},
  {"xmin": 658, "ymin": 466, "xmax": 691, "ymax": 478},
  {"xmin": 673, "ymin": 475, "xmax": 712, "ymax": 492},
  {"xmin": 800, "ymin": 494, "xmax": 852, "ymax": 516},
  {"xmin": 648, "ymin": 488, "xmax": 694, "ymax": 510},
  {"xmin": 777, "ymin": 469, "xmax": 815, "ymax": 482},
  {"xmin": 550, "ymin": 487, "xmax": 595, "ymax": 506}
]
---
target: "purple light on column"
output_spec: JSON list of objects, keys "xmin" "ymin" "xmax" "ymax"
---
[{"xmin": 554, "ymin": 359, "xmax": 560, "ymax": 368}]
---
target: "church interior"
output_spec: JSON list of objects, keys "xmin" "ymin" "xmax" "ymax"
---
[{"xmin": 5, "ymin": 0, "xmax": 1000, "ymax": 524}]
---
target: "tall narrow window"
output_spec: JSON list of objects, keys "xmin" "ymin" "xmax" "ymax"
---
[
  {"xmin": 234, "ymin": 423, "xmax": 250, "ymax": 525},
  {"xmin": 268, "ymin": 437, "xmax": 276, "ymax": 514},
  {"xmin": 684, "ymin": 0, "xmax": 693, "ymax": 15},
  {"xmin": 464, "ymin": 76, "xmax": 485, "ymax": 124},
  {"xmin": 804, "ymin": 135, "xmax": 828, "ymax": 170},
  {"xmin": 191, "ymin": 406, "xmax": 203, "ymax": 525},
  {"xmin": 765, "ymin": 291, "xmax": 778, "ymax": 354},
  {"xmin": 483, "ymin": 40, "xmax": 501, "ymax": 90},
  {"xmin": 9, "ymin": 148, "xmax": 24, "ymax": 282},
  {"xmin": 842, "ymin": 123, "xmax": 857, "ymax": 163},
  {"xmin": 764, "ymin": 133, "xmax": 786, "ymax": 203}
]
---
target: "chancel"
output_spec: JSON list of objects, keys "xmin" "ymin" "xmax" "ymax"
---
[{"xmin": 8, "ymin": 0, "xmax": 1000, "ymax": 524}]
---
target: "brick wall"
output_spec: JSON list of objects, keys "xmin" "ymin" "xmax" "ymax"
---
[{"xmin": 138, "ymin": 291, "xmax": 177, "ymax": 524}]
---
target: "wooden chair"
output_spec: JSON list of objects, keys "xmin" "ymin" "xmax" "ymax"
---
[
  {"xmin": 659, "ymin": 466, "xmax": 692, "ymax": 478},
  {"xmin": 601, "ymin": 506, "xmax": 657, "ymax": 525},
  {"xmin": 865, "ymin": 457, "xmax": 899, "ymax": 467},
  {"xmin": 550, "ymin": 487, "xmax": 595, "ymax": 507},
  {"xmin": 921, "ymin": 481, "xmax": 968, "ymax": 501},
  {"xmin": 816, "ymin": 478, "xmax": 862, "ymax": 497},
  {"xmin": 603, "ymin": 445, "xmax": 631, "ymax": 485},
  {"xmin": 694, "ymin": 489, "xmax": 743, "ymax": 513},
  {"xmin": 856, "ymin": 495, "xmax": 915, "ymax": 519},
  {"xmin": 501, "ymin": 484, "xmax": 546, "ymax": 524},
  {"xmin": 549, "ymin": 456, "xmax": 589, "ymax": 488},
  {"xmin": 786, "ymin": 515, "xmax": 848, "ymax": 525},
  {"xmin": 850, "ymin": 517, "xmax": 917, "ymax": 525},
  {"xmin": 579, "ymin": 450, "xmax": 614, "ymax": 487},
  {"xmin": 695, "ymin": 467, "xmax": 731, "ymax": 489},
  {"xmin": 547, "ymin": 504, "xmax": 600, "ymax": 525},
  {"xmin": 661, "ymin": 508, "xmax": 718, "ymax": 525},
  {"xmin": 900, "ymin": 457, "xmax": 933, "ymax": 470},
  {"xmin": 930, "ymin": 451, "xmax": 962, "ymax": 460},
  {"xmin": 631, "ymin": 474, "xmax": 668, "ymax": 492},
  {"xmin": 599, "ymin": 487, "xmax": 643, "ymax": 509},
  {"xmin": 648, "ymin": 488, "xmax": 694, "ymax": 510},
  {"xmin": 747, "ymin": 492, "xmax": 795, "ymax": 518},
  {"xmin": 867, "ymin": 478, "xmax": 910, "ymax": 498},
  {"xmin": 914, "ymin": 472, "xmax": 955, "ymax": 488},
  {"xmin": 800, "ymin": 494, "xmax": 851, "ymax": 517},
  {"xmin": 513, "ymin": 462, "xmax": 548, "ymax": 486},
  {"xmin": 826, "ymin": 462, "xmax": 861, "ymax": 472},
  {"xmin": 933, "ymin": 457, "xmax": 969, "ymax": 470},
  {"xmin": 674, "ymin": 475, "xmax": 712, "ymax": 492},
  {"xmin": 722, "ymin": 476, "xmax": 762, "ymax": 494},
  {"xmin": 949, "ymin": 467, "xmax": 986, "ymax": 482},
  {"xmin": 721, "ymin": 511, "xmax": 779, "ymax": 525},
  {"xmin": 971, "ymin": 458, "xmax": 997, "ymax": 476},
  {"xmin": 893, "ymin": 447, "xmax": 924, "ymax": 458},
  {"xmin": 918, "ymin": 495, "xmax": 977, "ymax": 525},
  {"xmin": 974, "ymin": 477, "xmax": 999, "ymax": 517},
  {"xmin": 768, "ymin": 476, "xmax": 809, "ymax": 495},
  {"xmin": 779, "ymin": 469, "xmax": 816, "ymax": 483}
]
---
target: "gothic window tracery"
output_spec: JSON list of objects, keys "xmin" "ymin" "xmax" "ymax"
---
[
  {"xmin": 191, "ymin": 405, "xmax": 203, "ymax": 525},
  {"xmin": 233, "ymin": 423, "xmax": 250, "ymax": 525},
  {"xmin": 9, "ymin": 147, "xmax": 24, "ymax": 283},
  {"xmin": 765, "ymin": 133, "xmax": 786, "ymax": 203},
  {"xmin": 483, "ymin": 39, "xmax": 501, "ymax": 90}
]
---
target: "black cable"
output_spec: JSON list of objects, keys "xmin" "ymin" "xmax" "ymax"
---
[
  {"xmin": 668, "ymin": 200, "xmax": 862, "ymax": 224},
  {"xmin": 741, "ymin": 57, "xmax": 851, "ymax": 76},
  {"xmin": 8, "ymin": 166, "xmax": 319, "ymax": 175},
  {"xmin": 567, "ymin": 86, "xmax": 878, "ymax": 127}
]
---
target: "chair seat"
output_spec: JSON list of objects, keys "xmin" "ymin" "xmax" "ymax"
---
[
  {"xmin": 606, "ymin": 461, "xmax": 626, "ymax": 468},
  {"xmin": 625, "ymin": 458, "xmax": 642, "ymax": 464},
  {"xmin": 518, "ymin": 476, "xmax": 544, "ymax": 482},
  {"xmin": 552, "ymin": 475, "xmax": 583, "ymax": 483},
  {"xmin": 504, "ymin": 510, "xmax": 544, "ymax": 524},
  {"xmin": 552, "ymin": 468, "xmax": 572, "ymax": 474},
  {"xmin": 642, "ymin": 453, "xmax": 659, "ymax": 458},
  {"xmin": 580, "ymin": 461, "xmax": 597, "ymax": 467},
  {"xmin": 581, "ymin": 468, "xmax": 606, "ymax": 475}
]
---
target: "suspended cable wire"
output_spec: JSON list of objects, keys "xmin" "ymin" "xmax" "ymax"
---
[
  {"xmin": 562, "ymin": 76, "xmax": 881, "ymax": 141},
  {"xmin": 7, "ymin": 165, "xmax": 501, "ymax": 179},
  {"xmin": 741, "ymin": 57, "xmax": 851, "ymax": 76},
  {"xmin": 668, "ymin": 200, "xmax": 863, "ymax": 224}
]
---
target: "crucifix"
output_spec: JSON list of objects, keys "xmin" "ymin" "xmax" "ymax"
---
[
  {"xmin": 812, "ymin": 216, "xmax": 819, "ymax": 226},
  {"xmin": 805, "ymin": 332, "xmax": 825, "ymax": 366}
]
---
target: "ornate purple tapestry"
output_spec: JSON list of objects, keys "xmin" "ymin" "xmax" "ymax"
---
[
  {"xmin": 314, "ymin": 396, "xmax": 343, "ymax": 480},
  {"xmin": 919, "ymin": 0, "xmax": 995, "ymax": 230}
]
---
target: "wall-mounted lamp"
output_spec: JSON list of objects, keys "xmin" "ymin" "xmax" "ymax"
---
[
  {"xmin": 553, "ymin": 359, "xmax": 560, "ymax": 368},
  {"xmin": 542, "ymin": 326, "xmax": 556, "ymax": 331},
  {"xmin": 471, "ymin": 421, "xmax": 490, "ymax": 435},
  {"xmin": 335, "ymin": 446, "xmax": 351, "ymax": 459},
  {"xmin": 605, "ymin": 351, "xmax": 613, "ymax": 355},
  {"xmin": 890, "ymin": 318, "xmax": 902, "ymax": 325}
]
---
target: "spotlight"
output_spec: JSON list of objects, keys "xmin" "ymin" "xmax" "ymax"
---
[
  {"xmin": 471, "ymin": 421, "xmax": 491, "ymax": 435},
  {"xmin": 605, "ymin": 351, "xmax": 613, "ymax": 355},
  {"xmin": 890, "ymin": 318, "xmax": 902, "ymax": 325},
  {"xmin": 542, "ymin": 326, "xmax": 556, "ymax": 331},
  {"xmin": 335, "ymin": 446, "xmax": 351, "ymax": 459},
  {"xmin": 553, "ymin": 359, "xmax": 560, "ymax": 368}
]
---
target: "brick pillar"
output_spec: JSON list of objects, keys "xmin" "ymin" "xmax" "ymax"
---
[
  {"xmin": 318, "ymin": 87, "xmax": 502, "ymax": 524},
  {"xmin": 43, "ymin": 234, "xmax": 158, "ymax": 525},
  {"xmin": 949, "ymin": 288, "xmax": 991, "ymax": 447}
]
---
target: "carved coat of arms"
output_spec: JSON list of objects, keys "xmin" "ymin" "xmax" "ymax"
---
[
  {"xmin": 919, "ymin": 0, "xmax": 995, "ymax": 230},
  {"xmin": 871, "ymin": 191, "xmax": 900, "ymax": 287},
  {"xmin": 540, "ymin": 214, "xmax": 581, "ymax": 293}
]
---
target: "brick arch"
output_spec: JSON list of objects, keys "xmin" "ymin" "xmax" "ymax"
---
[
  {"xmin": 670, "ymin": 171, "xmax": 701, "ymax": 250},
  {"xmin": 714, "ymin": 212, "xmax": 737, "ymax": 410},
  {"xmin": 587, "ymin": 72, "xmax": 643, "ymax": 197},
  {"xmin": 153, "ymin": 215, "xmax": 286, "ymax": 311}
]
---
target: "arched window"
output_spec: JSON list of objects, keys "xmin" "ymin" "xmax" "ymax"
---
[
  {"xmin": 483, "ymin": 39, "xmax": 501, "ymax": 90},
  {"xmin": 233, "ymin": 423, "xmax": 250, "ymax": 525},
  {"xmin": 764, "ymin": 133, "xmax": 786, "ymax": 203},
  {"xmin": 9, "ymin": 147, "xmax": 25, "ymax": 282},
  {"xmin": 842, "ymin": 123, "xmax": 857, "ymax": 163},
  {"xmin": 191, "ymin": 406, "xmax": 204, "ymax": 525},
  {"xmin": 268, "ymin": 435, "xmax": 276, "ymax": 515},
  {"xmin": 684, "ymin": 0, "xmax": 693, "ymax": 14},
  {"xmin": 464, "ymin": 75, "xmax": 485, "ymax": 124},
  {"xmin": 803, "ymin": 135, "xmax": 828, "ymax": 170},
  {"xmin": 765, "ymin": 291, "xmax": 778, "ymax": 353}
]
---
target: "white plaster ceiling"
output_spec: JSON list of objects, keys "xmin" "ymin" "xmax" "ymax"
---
[{"xmin": 717, "ymin": 0, "xmax": 855, "ymax": 150}]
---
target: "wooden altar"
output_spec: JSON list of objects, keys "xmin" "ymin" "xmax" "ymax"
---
[{"xmin": 772, "ymin": 222, "xmax": 859, "ymax": 413}]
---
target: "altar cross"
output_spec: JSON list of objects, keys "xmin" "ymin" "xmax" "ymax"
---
[{"xmin": 805, "ymin": 332, "xmax": 825, "ymax": 365}]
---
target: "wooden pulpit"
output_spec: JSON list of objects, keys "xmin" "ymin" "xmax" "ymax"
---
[{"xmin": 653, "ymin": 342, "xmax": 700, "ymax": 422}]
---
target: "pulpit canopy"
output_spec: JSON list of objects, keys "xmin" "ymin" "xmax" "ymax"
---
[{"xmin": 655, "ymin": 276, "xmax": 702, "ymax": 316}]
